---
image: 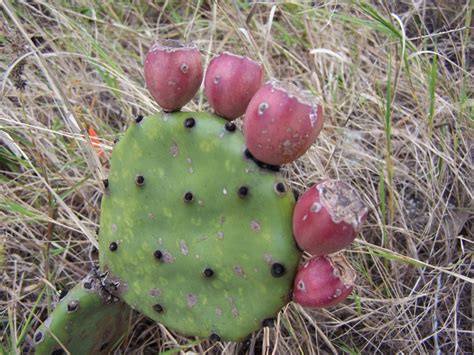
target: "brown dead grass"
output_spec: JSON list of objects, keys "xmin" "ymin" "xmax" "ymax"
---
[{"xmin": 1, "ymin": 1, "xmax": 472, "ymax": 354}]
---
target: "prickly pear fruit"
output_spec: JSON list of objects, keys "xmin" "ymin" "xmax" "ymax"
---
[
  {"xmin": 293, "ymin": 254, "xmax": 355, "ymax": 308},
  {"xmin": 34, "ymin": 271, "xmax": 129, "ymax": 354},
  {"xmin": 243, "ymin": 80, "xmax": 324, "ymax": 165},
  {"xmin": 99, "ymin": 111, "xmax": 301, "ymax": 341},
  {"xmin": 204, "ymin": 52, "xmax": 263, "ymax": 120},
  {"xmin": 293, "ymin": 180, "xmax": 367, "ymax": 256},
  {"xmin": 144, "ymin": 39, "xmax": 203, "ymax": 111}
]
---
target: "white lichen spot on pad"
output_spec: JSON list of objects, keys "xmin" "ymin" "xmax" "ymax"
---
[
  {"xmin": 263, "ymin": 254, "xmax": 273, "ymax": 265},
  {"xmin": 149, "ymin": 288, "xmax": 161, "ymax": 297},
  {"xmin": 232, "ymin": 307, "xmax": 240, "ymax": 318},
  {"xmin": 180, "ymin": 240, "xmax": 189, "ymax": 256},
  {"xmin": 197, "ymin": 234, "xmax": 208, "ymax": 242},
  {"xmin": 233, "ymin": 265, "xmax": 247, "ymax": 278},
  {"xmin": 187, "ymin": 293, "xmax": 197, "ymax": 308},
  {"xmin": 161, "ymin": 250, "xmax": 176, "ymax": 263},
  {"xmin": 219, "ymin": 216, "xmax": 225, "ymax": 226},
  {"xmin": 170, "ymin": 142, "xmax": 179, "ymax": 157},
  {"xmin": 250, "ymin": 220, "xmax": 261, "ymax": 233}
]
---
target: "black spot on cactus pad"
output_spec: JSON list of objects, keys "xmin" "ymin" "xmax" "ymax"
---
[
  {"xmin": 109, "ymin": 242, "xmax": 118, "ymax": 252},
  {"xmin": 271, "ymin": 263, "xmax": 286, "ymax": 277},
  {"xmin": 98, "ymin": 111, "xmax": 301, "ymax": 341},
  {"xmin": 135, "ymin": 114, "xmax": 144, "ymax": 123},
  {"xmin": 225, "ymin": 122, "xmax": 236, "ymax": 132},
  {"xmin": 135, "ymin": 175, "xmax": 145, "ymax": 186},
  {"xmin": 154, "ymin": 250, "xmax": 163, "ymax": 260},
  {"xmin": 51, "ymin": 349, "xmax": 65, "ymax": 355},
  {"xmin": 153, "ymin": 304, "xmax": 164, "ymax": 313},
  {"xmin": 292, "ymin": 189, "xmax": 300, "ymax": 201},
  {"xmin": 275, "ymin": 182, "xmax": 286, "ymax": 195},
  {"xmin": 262, "ymin": 318, "xmax": 275, "ymax": 328},
  {"xmin": 58, "ymin": 288, "xmax": 68, "ymax": 300},
  {"xmin": 238, "ymin": 185, "xmax": 249, "ymax": 198},
  {"xmin": 203, "ymin": 268, "xmax": 214, "ymax": 278},
  {"xmin": 257, "ymin": 161, "xmax": 281, "ymax": 172},
  {"xmin": 209, "ymin": 332, "xmax": 221, "ymax": 342},
  {"xmin": 183, "ymin": 191, "xmax": 194, "ymax": 202},
  {"xmin": 184, "ymin": 117, "xmax": 196, "ymax": 128},
  {"xmin": 244, "ymin": 148, "xmax": 254, "ymax": 160},
  {"xmin": 34, "ymin": 331, "xmax": 43, "ymax": 343},
  {"xmin": 244, "ymin": 148, "xmax": 280, "ymax": 172},
  {"xmin": 67, "ymin": 300, "xmax": 80, "ymax": 312}
]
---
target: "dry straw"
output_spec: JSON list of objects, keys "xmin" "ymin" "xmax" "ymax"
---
[{"xmin": 1, "ymin": 1, "xmax": 472, "ymax": 354}]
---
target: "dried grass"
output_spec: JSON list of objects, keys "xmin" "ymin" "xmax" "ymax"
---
[{"xmin": 1, "ymin": 1, "xmax": 472, "ymax": 354}]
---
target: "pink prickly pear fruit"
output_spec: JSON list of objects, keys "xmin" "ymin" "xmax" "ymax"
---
[
  {"xmin": 144, "ymin": 39, "xmax": 203, "ymax": 111},
  {"xmin": 293, "ymin": 180, "xmax": 368, "ymax": 256},
  {"xmin": 204, "ymin": 52, "xmax": 263, "ymax": 120},
  {"xmin": 243, "ymin": 80, "xmax": 323, "ymax": 165},
  {"xmin": 293, "ymin": 254, "xmax": 355, "ymax": 308}
]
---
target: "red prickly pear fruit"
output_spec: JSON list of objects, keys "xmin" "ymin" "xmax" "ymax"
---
[
  {"xmin": 293, "ymin": 180, "xmax": 368, "ymax": 256},
  {"xmin": 293, "ymin": 254, "xmax": 355, "ymax": 308},
  {"xmin": 204, "ymin": 52, "xmax": 263, "ymax": 120},
  {"xmin": 243, "ymin": 80, "xmax": 323, "ymax": 165},
  {"xmin": 144, "ymin": 39, "xmax": 203, "ymax": 111}
]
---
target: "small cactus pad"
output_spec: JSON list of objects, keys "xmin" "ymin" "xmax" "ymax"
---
[
  {"xmin": 99, "ymin": 111, "xmax": 301, "ymax": 341},
  {"xmin": 34, "ymin": 272, "xmax": 129, "ymax": 354}
]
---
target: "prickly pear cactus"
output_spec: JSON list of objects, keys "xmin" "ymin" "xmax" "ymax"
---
[
  {"xmin": 99, "ymin": 111, "xmax": 301, "ymax": 341},
  {"xmin": 34, "ymin": 271, "xmax": 129, "ymax": 354}
]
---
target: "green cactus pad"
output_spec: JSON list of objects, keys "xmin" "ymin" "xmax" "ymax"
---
[
  {"xmin": 34, "ymin": 272, "xmax": 129, "ymax": 354},
  {"xmin": 99, "ymin": 111, "xmax": 301, "ymax": 341}
]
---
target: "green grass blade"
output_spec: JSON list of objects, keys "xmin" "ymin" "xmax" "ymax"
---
[{"xmin": 428, "ymin": 53, "xmax": 438, "ymax": 137}]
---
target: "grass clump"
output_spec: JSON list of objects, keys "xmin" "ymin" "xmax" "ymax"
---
[{"xmin": 1, "ymin": 1, "xmax": 472, "ymax": 353}]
